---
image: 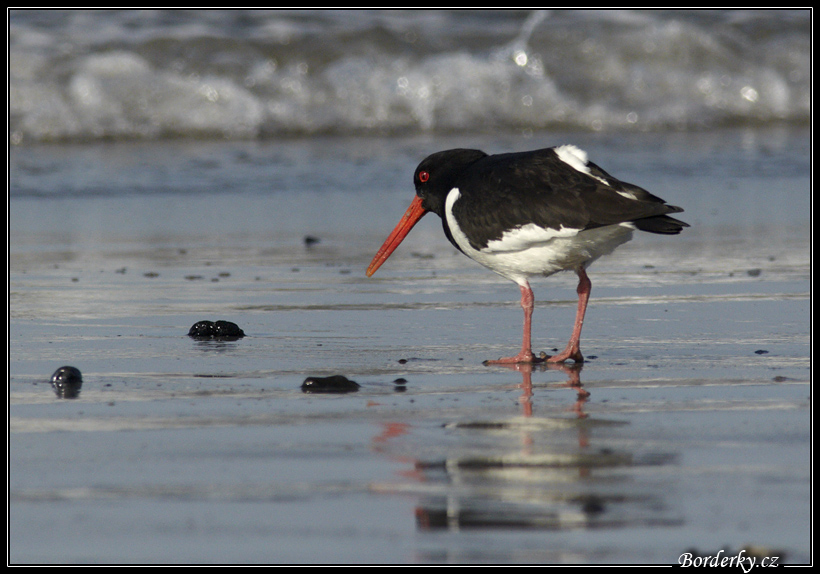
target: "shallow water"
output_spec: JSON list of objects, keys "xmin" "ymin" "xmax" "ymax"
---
[{"xmin": 9, "ymin": 125, "xmax": 810, "ymax": 564}]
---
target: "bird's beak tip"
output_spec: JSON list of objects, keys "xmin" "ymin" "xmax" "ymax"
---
[{"xmin": 366, "ymin": 196, "xmax": 428, "ymax": 278}]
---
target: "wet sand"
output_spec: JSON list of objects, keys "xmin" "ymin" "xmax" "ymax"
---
[{"xmin": 9, "ymin": 130, "xmax": 810, "ymax": 564}]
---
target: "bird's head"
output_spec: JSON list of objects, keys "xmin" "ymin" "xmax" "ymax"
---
[{"xmin": 366, "ymin": 149, "xmax": 486, "ymax": 277}]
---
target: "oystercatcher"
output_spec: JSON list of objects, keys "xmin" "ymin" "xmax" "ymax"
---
[{"xmin": 366, "ymin": 145, "xmax": 688, "ymax": 364}]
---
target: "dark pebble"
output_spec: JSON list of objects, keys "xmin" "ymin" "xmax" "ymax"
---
[
  {"xmin": 50, "ymin": 366, "xmax": 83, "ymax": 399},
  {"xmin": 580, "ymin": 495, "xmax": 606, "ymax": 515},
  {"xmin": 188, "ymin": 320, "xmax": 245, "ymax": 340},
  {"xmin": 301, "ymin": 375, "xmax": 359, "ymax": 394}
]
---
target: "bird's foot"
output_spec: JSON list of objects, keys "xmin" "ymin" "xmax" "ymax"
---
[
  {"xmin": 545, "ymin": 345, "xmax": 584, "ymax": 364},
  {"xmin": 483, "ymin": 350, "xmax": 546, "ymax": 365}
]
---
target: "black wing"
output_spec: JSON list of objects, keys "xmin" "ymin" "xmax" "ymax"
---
[{"xmin": 453, "ymin": 147, "xmax": 688, "ymax": 250}]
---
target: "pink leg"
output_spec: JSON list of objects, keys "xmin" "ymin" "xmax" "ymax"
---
[
  {"xmin": 485, "ymin": 282, "xmax": 545, "ymax": 365},
  {"xmin": 547, "ymin": 267, "xmax": 590, "ymax": 363}
]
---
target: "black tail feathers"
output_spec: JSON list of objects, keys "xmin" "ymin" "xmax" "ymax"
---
[{"xmin": 633, "ymin": 210, "xmax": 689, "ymax": 235}]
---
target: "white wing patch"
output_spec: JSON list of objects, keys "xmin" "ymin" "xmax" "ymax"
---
[
  {"xmin": 486, "ymin": 223, "xmax": 579, "ymax": 253},
  {"xmin": 554, "ymin": 144, "xmax": 640, "ymax": 201},
  {"xmin": 554, "ymin": 145, "xmax": 607, "ymax": 184}
]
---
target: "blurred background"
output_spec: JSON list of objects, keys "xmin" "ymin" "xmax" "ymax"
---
[{"xmin": 9, "ymin": 9, "xmax": 810, "ymax": 144}]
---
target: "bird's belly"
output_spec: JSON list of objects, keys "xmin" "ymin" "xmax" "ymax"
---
[{"xmin": 463, "ymin": 224, "xmax": 635, "ymax": 284}]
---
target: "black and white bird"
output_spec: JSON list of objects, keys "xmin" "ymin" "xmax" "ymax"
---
[{"xmin": 366, "ymin": 145, "xmax": 688, "ymax": 364}]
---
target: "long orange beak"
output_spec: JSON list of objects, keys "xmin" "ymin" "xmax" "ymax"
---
[{"xmin": 366, "ymin": 195, "xmax": 428, "ymax": 277}]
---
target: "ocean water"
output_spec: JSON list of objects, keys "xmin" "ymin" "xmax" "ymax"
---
[
  {"xmin": 8, "ymin": 10, "xmax": 811, "ymax": 565},
  {"xmin": 10, "ymin": 9, "xmax": 810, "ymax": 143}
]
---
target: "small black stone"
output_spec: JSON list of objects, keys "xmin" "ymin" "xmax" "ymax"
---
[
  {"xmin": 50, "ymin": 366, "xmax": 83, "ymax": 399},
  {"xmin": 580, "ymin": 495, "xmax": 606, "ymax": 515},
  {"xmin": 301, "ymin": 375, "xmax": 359, "ymax": 394},
  {"xmin": 188, "ymin": 320, "xmax": 245, "ymax": 340}
]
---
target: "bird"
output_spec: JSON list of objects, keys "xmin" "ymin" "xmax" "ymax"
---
[{"xmin": 366, "ymin": 145, "xmax": 688, "ymax": 364}]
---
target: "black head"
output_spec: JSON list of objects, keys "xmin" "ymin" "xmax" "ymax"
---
[{"xmin": 413, "ymin": 149, "xmax": 487, "ymax": 217}]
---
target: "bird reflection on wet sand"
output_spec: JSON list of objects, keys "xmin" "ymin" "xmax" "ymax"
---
[
  {"xmin": 371, "ymin": 363, "xmax": 679, "ymax": 536},
  {"xmin": 501, "ymin": 361, "xmax": 590, "ymax": 420}
]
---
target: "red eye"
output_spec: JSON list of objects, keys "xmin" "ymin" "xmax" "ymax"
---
[{"xmin": 418, "ymin": 171, "xmax": 430, "ymax": 183}]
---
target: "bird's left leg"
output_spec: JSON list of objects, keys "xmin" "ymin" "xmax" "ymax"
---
[{"xmin": 547, "ymin": 266, "xmax": 590, "ymax": 363}]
